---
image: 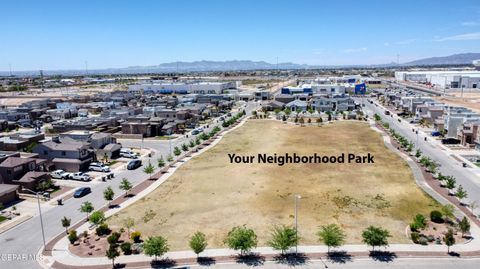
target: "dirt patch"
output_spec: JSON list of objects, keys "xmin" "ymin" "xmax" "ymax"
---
[{"xmin": 107, "ymin": 120, "xmax": 439, "ymax": 250}]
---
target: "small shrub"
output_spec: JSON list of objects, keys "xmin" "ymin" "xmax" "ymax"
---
[
  {"xmin": 410, "ymin": 223, "xmax": 419, "ymax": 232},
  {"xmin": 120, "ymin": 242, "xmax": 132, "ymax": 255},
  {"xmin": 107, "ymin": 232, "xmax": 121, "ymax": 245},
  {"xmin": 132, "ymin": 242, "xmax": 143, "ymax": 254},
  {"xmin": 418, "ymin": 236, "xmax": 429, "ymax": 245},
  {"xmin": 96, "ymin": 223, "xmax": 111, "ymax": 236},
  {"xmin": 430, "ymin": 210, "xmax": 443, "ymax": 223},
  {"xmin": 427, "ymin": 235, "xmax": 435, "ymax": 242},
  {"xmin": 131, "ymin": 231, "xmax": 141, "ymax": 243},
  {"xmin": 68, "ymin": 230, "xmax": 78, "ymax": 244},
  {"xmin": 411, "ymin": 232, "xmax": 420, "ymax": 243}
]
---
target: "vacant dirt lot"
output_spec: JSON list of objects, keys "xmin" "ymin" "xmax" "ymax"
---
[
  {"xmin": 108, "ymin": 120, "xmax": 439, "ymax": 250},
  {"xmin": 434, "ymin": 94, "xmax": 480, "ymax": 113}
]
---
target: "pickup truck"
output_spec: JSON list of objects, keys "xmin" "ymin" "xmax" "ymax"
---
[
  {"xmin": 70, "ymin": 172, "xmax": 91, "ymax": 182},
  {"xmin": 50, "ymin": 170, "xmax": 71, "ymax": 179}
]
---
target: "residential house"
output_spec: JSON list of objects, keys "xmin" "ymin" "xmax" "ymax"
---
[
  {"xmin": 312, "ymin": 98, "xmax": 334, "ymax": 112},
  {"xmin": 285, "ymin": 100, "xmax": 308, "ymax": 112},
  {"xmin": 0, "ymin": 184, "xmax": 19, "ymax": 205},
  {"xmin": 0, "ymin": 157, "xmax": 50, "ymax": 190},
  {"xmin": 32, "ymin": 137, "xmax": 93, "ymax": 172}
]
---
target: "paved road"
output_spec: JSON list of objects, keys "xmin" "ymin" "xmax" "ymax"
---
[
  {"xmin": 0, "ymin": 102, "xmax": 256, "ymax": 269},
  {"xmin": 361, "ymin": 98, "xmax": 480, "ymax": 205},
  {"xmin": 182, "ymin": 257, "xmax": 480, "ymax": 269}
]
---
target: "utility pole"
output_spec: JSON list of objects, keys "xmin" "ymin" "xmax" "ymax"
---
[
  {"xmin": 276, "ymin": 56, "xmax": 279, "ymax": 73},
  {"xmin": 294, "ymin": 194, "xmax": 301, "ymax": 255},
  {"xmin": 85, "ymin": 61, "xmax": 88, "ymax": 76},
  {"xmin": 9, "ymin": 63, "xmax": 12, "ymax": 77},
  {"xmin": 39, "ymin": 70, "xmax": 44, "ymax": 92}
]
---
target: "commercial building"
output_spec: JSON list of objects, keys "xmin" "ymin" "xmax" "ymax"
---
[
  {"xmin": 128, "ymin": 81, "xmax": 236, "ymax": 94},
  {"xmin": 395, "ymin": 71, "xmax": 480, "ymax": 89}
]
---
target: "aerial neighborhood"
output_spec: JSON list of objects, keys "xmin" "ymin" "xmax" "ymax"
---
[{"xmin": 3, "ymin": 1, "xmax": 480, "ymax": 269}]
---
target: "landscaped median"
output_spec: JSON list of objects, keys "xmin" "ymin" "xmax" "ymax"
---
[{"xmin": 40, "ymin": 116, "xmax": 480, "ymax": 269}]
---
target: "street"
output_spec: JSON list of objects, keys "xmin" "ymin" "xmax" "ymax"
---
[
  {"xmin": 361, "ymin": 98, "xmax": 480, "ymax": 205},
  {"xmin": 179, "ymin": 257, "xmax": 480, "ymax": 269}
]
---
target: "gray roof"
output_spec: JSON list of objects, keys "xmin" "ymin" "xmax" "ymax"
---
[
  {"xmin": 0, "ymin": 184, "xmax": 19, "ymax": 196},
  {"xmin": 41, "ymin": 140, "xmax": 90, "ymax": 151}
]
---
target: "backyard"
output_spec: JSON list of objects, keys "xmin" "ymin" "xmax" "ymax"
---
[{"xmin": 108, "ymin": 120, "xmax": 440, "ymax": 250}]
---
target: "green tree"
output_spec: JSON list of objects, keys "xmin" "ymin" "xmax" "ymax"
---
[
  {"xmin": 458, "ymin": 216, "xmax": 471, "ymax": 237},
  {"xmin": 195, "ymin": 137, "xmax": 201, "ymax": 145},
  {"xmin": 122, "ymin": 217, "xmax": 135, "ymax": 237},
  {"xmin": 173, "ymin": 146, "xmax": 181, "ymax": 156},
  {"xmin": 181, "ymin": 143, "xmax": 189, "ymax": 152},
  {"xmin": 189, "ymin": 140, "xmax": 195, "ymax": 148},
  {"xmin": 106, "ymin": 245, "xmax": 120, "ymax": 268},
  {"xmin": 189, "ymin": 231, "xmax": 208, "ymax": 257},
  {"xmin": 167, "ymin": 154, "xmax": 174, "ymax": 162},
  {"xmin": 445, "ymin": 177, "xmax": 456, "ymax": 191},
  {"xmin": 61, "ymin": 216, "xmax": 71, "ymax": 234},
  {"xmin": 267, "ymin": 225, "xmax": 298, "ymax": 255},
  {"xmin": 143, "ymin": 162, "xmax": 155, "ymax": 180},
  {"xmin": 415, "ymin": 149, "xmax": 422, "ymax": 158},
  {"xmin": 317, "ymin": 224, "xmax": 346, "ymax": 254},
  {"xmin": 89, "ymin": 211, "xmax": 105, "ymax": 226},
  {"xmin": 68, "ymin": 230, "xmax": 78, "ymax": 244},
  {"xmin": 316, "ymin": 117, "xmax": 323, "ymax": 126},
  {"xmin": 79, "ymin": 201, "xmax": 94, "ymax": 220},
  {"xmin": 157, "ymin": 156, "xmax": 165, "ymax": 168},
  {"xmin": 456, "ymin": 185, "xmax": 468, "ymax": 202},
  {"xmin": 361, "ymin": 226, "xmax": 391, "ymax": 251},
  {"xmin": 103, "ymin": 186, "xmax": 115, "ymax": 206},
  {"xmin": 224, "ymin": 226, "xmax": 258, "ymax": 256},
  {"xmin": 143, "ymin": 236, "xmax": 170, "ymax": 261},
  {"xmin": 119, "ymin": 178, "xmax": 133, "ymax": 197},
  {"xmin": 443, "ymin": 228, "xmax": 455, "ymax": 253},
  {"xmin": 299, "ymin": 117, "xmax": 305, "ymax": 125},
  {"xmin": 441, "ymin": 204, "xmax": 455, "ymax": 223}
]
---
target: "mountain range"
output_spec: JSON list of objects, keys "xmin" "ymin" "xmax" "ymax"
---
[{"xmin": 2, "ymin": 53, "xmax": 480, "ymax": 76}]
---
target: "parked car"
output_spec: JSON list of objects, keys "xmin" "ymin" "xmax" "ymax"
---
[
  {"xmin": 70, "ymin": 172, "xmax": 91, "ymax": 182},
  {"xmin": 441, "ymin": 138, "xmax": 461, "ymax": 145},
  {"xmin": 73, "ymin": 187, "xmax": 91, "ymax": 198},
  {"xmin": 50, "ymin": 169, "xmax": 70, "ymax": 179},
  {"xmin": 120, "ymin": 148, "xmax": 138, "ymax": 159},
  {"xmin": 88, "ymin": 162, "xmax": 111, "ymax": 172},
  {"xmin": 431, "ymin": 131, "xmax": 441, "ymax": 137},
  {"xmin": 127, "ymin": 159, "xmax": 142, "ymax": 170},
  {"xmin": 191, "ymin": 129, "xmax": 200, "ymax": 135}
]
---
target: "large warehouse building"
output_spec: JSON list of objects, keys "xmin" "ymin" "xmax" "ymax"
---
[
  {"xmin": 128, "ymin": 81, "xmax": 237, "ymax": 94},
  {"xmin": 395, "ymin": 70, "xmax": 480, "ymax": 89}
]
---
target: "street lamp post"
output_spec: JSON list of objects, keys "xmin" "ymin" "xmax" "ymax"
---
[
  {"xmin": 23, "ymin": 187, "xmax": 46, "ymax": 250},
  {"xmin": 294, "ymin": 194, "xmax": 301, "ymax": 255}
]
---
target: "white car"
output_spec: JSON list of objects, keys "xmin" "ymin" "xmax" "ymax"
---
[
  {"xmin": 70, "ymin": 172, "xmax": 91, "ymax": 182},
  {"xmin": 50, "ymin": 170, "xmax": 70, "ymax": 179},
  {"xmin": 120, "ymin": 148, "xmax": 138, "ymax": 159},
  {"xmin": 88, "ymin": 162, "xmax": 111, "ymax": 172}
]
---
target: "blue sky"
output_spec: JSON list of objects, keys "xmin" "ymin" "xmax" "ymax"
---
[{"xmin": 1, "ymin": 0, "xmax": 480, "ymax": 71}]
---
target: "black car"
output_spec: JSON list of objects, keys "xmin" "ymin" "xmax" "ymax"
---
[
  {"xmin": 127, "ymin": 159, "xmax": 142, "ymax": 170},
  {"xmin": 73, "ymin": 187, "xmax": 91, "ymax": 198}
]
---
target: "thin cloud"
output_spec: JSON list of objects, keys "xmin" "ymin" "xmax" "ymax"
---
[
  {"xmin": 343, "ymin": 47, "xmax": 367, "ymax": 53},
  {"xmin": 435, "ymin": 32, "xmax": 480, "ymax": 41},
  {"xmin": 394, "ymin": 39, "xmax": 416, "ymax": 45},
  {"xmin": 462, "ymin": 21, "xmax": 480, "ymax": 26}
]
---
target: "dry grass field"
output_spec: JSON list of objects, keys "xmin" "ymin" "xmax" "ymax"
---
[
  {"xmin": 434, "ymin": 94, "xmax": 480, "ymax": 113},
  {"xmin": 108, "ymin": 120, "xmax": 439, "ymax": 250}
]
